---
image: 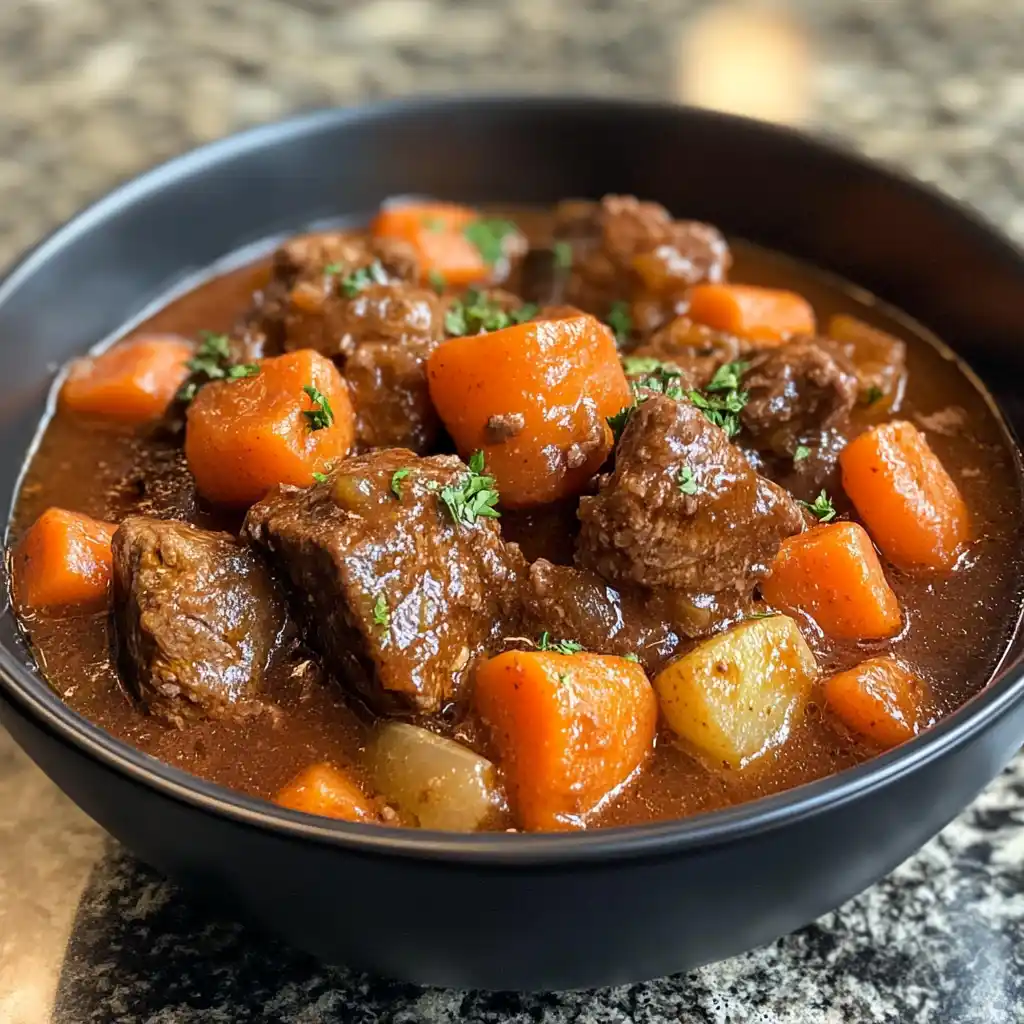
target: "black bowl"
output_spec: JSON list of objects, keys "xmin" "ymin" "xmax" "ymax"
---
[{"xmin": 2, "ymin": 96, "xmax": 1024, "ymax": 992}]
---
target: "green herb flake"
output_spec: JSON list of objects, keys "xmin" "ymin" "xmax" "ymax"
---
[
  {"xmin": 605, "ymin": 300, "xmax": 632, "ymax": 346},
  {"xmin": 423, "ymin": 215, "xmax": 445, "ymax": 233},
  {"xmin": 340, "ymin": 260, "xmax": 389, "ymax": 298},
  {"xmin": 439, "ymin": 450, "xmax": 501, "ymax": 527},
  {"xmin": 428, "ymin": 269, "xmax": 447, "ymax": 294},
  {"xmin": 372, "ymin": 593, "xmax": 390, "ymax": 630},
  {"xmin": 552, "ymin": 240, "xmax": 573, "ymax": 271},
  {"xmin": 444, "ymin": 288, "xmax": 536, "ymax": 336},
  {"xmin": 537, "ymin": 633, "xmax": 584, "ymax": 655},
  {"xmin": 623, "ymin": 652, "xmax": 640, "ymax": 663},
  {"xmin": 312, "ymin": 471, "xmax": 329, "ymax": 483},
  {"xmin": 463, "ymin": 218, "xmax": 518, "ymax": 265},
  {"xmin": 179, "ymin": 331, "xmax": 259, "ymax": 403},
  {"xmin": 323, "ymin": 262, "xmax": 342, "ymax": 276},
  {"xmin": 799, "ymin": 489, "xmax": 838, "ymax": 523},
  {"xmin": 607, "ymin": 405, "xmax": 634, "ymax": 444},
  {"xmin": 687, "ymin": 360, "xmax": 750, "ymax": 439},
  {"xmin": 302, "ymin": 384, "xmax": 335, "ymax": 431},
  {"xmin": 677, "ymin": 466, "xmax": 698, "ymax": 496},
  {"xmin": 864, "ymin": 385, "xmax": 884, "ymax": 405},
  {"xmin": 793, "ymin": 445, "xmax": 811, "ymax": 462},
  {"xmin": 391, "ymin": 467, "xmax": 411, "ymax": 499}
]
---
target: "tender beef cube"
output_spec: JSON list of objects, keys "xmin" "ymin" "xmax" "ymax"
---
[
  {"xmin": 631, "ymin": 316, "xmax": 752, "ymax": 389},
  {"xmin": 577, "ymin": 396, "xmax": 803, "ymax": 595},
  {"xmin": 274, "ymin": 231, "xmax": 419, "ymax": 289},
  {"xmin": 740, "ymin": 339, "xmax": 858, "ymax": 456},
  {"xmin": 521, "ymin": 559, "xmax": 684, "ymax": 672},
  {"xmin": 282, "ymin": 281, "xmax": 445, "ymax": 362},
  {"xmin": 243, "ymin": 450, "xmax": 525, "ymax": 714},
  {"xmin": 554, "ymin": 195, "xmax": 731, "ymax": 332},
  {"xmin": 345, "ymin": 337, "xmax": 441, "ymax": 451},
  {"xmin": 112, "ymin": 517, "xmax": 287, "ymax": 729}
]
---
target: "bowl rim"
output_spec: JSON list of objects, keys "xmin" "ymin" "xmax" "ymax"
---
[{"xmin": 3, "ymin": 92, "xmax": 1024, "ymax": 866}]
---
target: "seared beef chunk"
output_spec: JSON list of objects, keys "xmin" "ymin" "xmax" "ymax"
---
[
  {"xmin": 243, "ymin": 449, "xmax": 524, "ymax": 714},
  {"xmin": 577, "ymin": 396, "xmax": 803, "ymax": 595},
  {"xmin": 740, "ymin": 339, "xmax": 858, "ymax": 456},
  {"xmin": 112, "ymin": 517, "xmax": 287, "ymax": 728},
  {"xmin": 521, "ymin": 559, "xmax": 684, "ymax": 672},
  {"xmin": 629, "ymin": 316, "xmax": 752, "ymax": 390},
  {"xmin": 345, "ymin": 338, "xmax": 441, "ymax": 452},
  {"xmin": 554, "ymin": 196, "xmax": 731, "ymax": 335}
]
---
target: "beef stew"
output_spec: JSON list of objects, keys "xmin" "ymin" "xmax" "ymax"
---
[{"xmin": 7, "ymin": 195, "xmax": 1022, "ymax": 833}]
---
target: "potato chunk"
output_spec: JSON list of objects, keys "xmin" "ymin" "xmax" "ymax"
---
[{"xmin": 653, "ymin": 615, "xmax": 817, "ymax": 769}]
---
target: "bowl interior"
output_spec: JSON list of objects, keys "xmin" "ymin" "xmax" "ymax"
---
[{"xmin": 2, "ymin": 95, "xmax": 1024, "ymax": 859}]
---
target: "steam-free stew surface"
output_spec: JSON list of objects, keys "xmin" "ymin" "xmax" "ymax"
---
[{"xmin": 9, "ymin": 199, "xmax": 1023, "ymax": 831}]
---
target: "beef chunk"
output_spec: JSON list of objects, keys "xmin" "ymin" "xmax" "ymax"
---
[
  {"xmin": 520, "ymin": 559, "xmax": 684, "ymax": 673},
  {"xmin": 629, "ymin": 316, "xmax": 752, "ymax": 390},
  {"xmin": 345, "ymin": 336, "xmax": 442, "ymax": 452},
  {"xmin": 740, "ymin": 339, "xmax": 858, "ymax": 456},
  {"xmin": 112, "ymin": 517, "xmax": 287, "ymax": 728},
  {"xmin": 243, "ymin": 450, "xmax": 525, "ymax": 714},
  {"xmin": 577, "ymin": 396, "xmax": 803, "ymax": 595},
  {"xmin": 554, "ymin": 195, "xmax": 731, "ymax": 333}
]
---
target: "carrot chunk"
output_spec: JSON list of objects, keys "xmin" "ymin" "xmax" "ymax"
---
[
  {"xmin": 275, "ymin": 763, "xmax": 376, "ymax": 822},
  {"xmin": 13, "ymin": 507, "xmax": 117, "ymax": 610},
  {"xmin": 474, "ymin": 651, "xmax": 657, "ymax": 831},
  {"xmin": 371, "ymin": 202, "xmax": 521, "ymax": 287},
  {"xmin": 824, "ymin": 657, "xmax": 926, "ymax": 750},
  {"xmin": 185, "ymin": 349, "xmax": 354, "ymax": 507},
  {"xmin": 839, "ymin": 421, "xmax": 968, "ymax": 571},
  {"xmin": 761, "ymin": 522, "xmax": 901, "ymax": 641},
  {"xmin": 61, "ymin": 335, "xmax": 194, "ymax": 422},
  {"xmin": 426, "ymin": 314, "xmax": 632, "ymax": 507},
  {"xmin": 687, "ymin": 284, "xmax": 815, "ymax": 342}
]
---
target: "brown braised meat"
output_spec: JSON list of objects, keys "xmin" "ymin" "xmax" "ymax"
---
[
  {"xmin": 243, "ymin": 449, "xmax": 525, "ymax": 715},
  {"xmin": 629, "ymin": 316, "xmax": 751, "ymax": 389},
  {"xmin": 111, "ymin": 517, "xmax": 288, "ymax": 729},
  {"xmin": 577, "ymin": 395, "xmax": 803, "ymax": 596},
  {"xmin": 520, "ymin": 559, "xmax": 684, "ymax": 673},
  {"xmin": 740, "ymin": 339, "xmax": 858, "ymax": 457},
  {"xmin": 553, "ymin": 195, "xmax": 731, "ymax": 336}
]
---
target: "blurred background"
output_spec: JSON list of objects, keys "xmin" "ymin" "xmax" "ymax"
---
[{"xmin": 3, "ymin": 0, "xmax": 1023, "ymax": 267}]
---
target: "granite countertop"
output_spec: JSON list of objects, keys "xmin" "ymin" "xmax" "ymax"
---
[{"xmin": 2, "ymin": 1, "xmax": 1024, "ymax": 1022}]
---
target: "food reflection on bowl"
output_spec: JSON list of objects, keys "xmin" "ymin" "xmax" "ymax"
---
[{"xmin": 1, "ymin": 97, "xmax": 1023, "ymax": 990}]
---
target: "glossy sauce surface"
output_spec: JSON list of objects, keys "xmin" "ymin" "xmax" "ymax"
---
[{"xmin": 10, "ymin": 226, "xmax": 1024, "ymax": 829}]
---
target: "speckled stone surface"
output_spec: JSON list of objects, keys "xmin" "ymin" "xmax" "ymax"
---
[{"xmin": 2, "ymin": 1, "xmax": 1024, "ymax": 1022}]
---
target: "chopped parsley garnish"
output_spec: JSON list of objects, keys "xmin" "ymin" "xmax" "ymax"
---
[
  {"xmin": 323, "ymin": 262, "xmax": 342, "ymax": 275},
  {"xmin": 463, "ymin": 218, "xmax": 518, "ymax": 265},
  {"xmin": 863, "ymin": 385, "xmax": 884, "ymax": 405},
  {"xmin": 391, "ymin": 467, "xmax": 411, "ymax": 499},
  {"xmin": 622, "ymin": 355, "xmax": 671, "ymax": 377},
  {"xmin": 439, "ymin": 450, "xmax": 500, "ymax": 527},
  {"xmin": 747, "ymin": 611, "xmax": 775, "ymax": 620},
  {"xmin": 607, "ymin": 360, "xmax": 687, "ymax": 442},
  {"xmin": 178, "ymin": 331, "xmax": 259, "ymax": 403},
  {"xmin": 423, "ymin": 215, "xmax": 445, "ymax": 232},
  {"xmin": 623, "ymin": 652, "xmax": 640, "ymax": 663},
  {"xmin": 607, "ymin": 405, "xmax": 634, "ymax": 443},
  {"xmin": 302, "ymin": 384, "xmax": 335, "ymax": 431},
  {"xmin": 793, "ymin": 445, "xmax": 811, "ymax": 462},
  {"xmin": 799, "ymin": 489, "xmax": 838, "ymax": 523},
  {"xmin": 538, "ymin": 632, "xmax": 584, "ymax": 655},
  {"xmin": 677, "ymin": 466, "xmax": 698, "ymax": 495},
  {"xmin": 444, "ymin": 289, "xmax": 537, "ymax": 336},
  {"xmin": 428, "ymin": 269, "xmax": 447, "ymax": 294},
  {"xmin": 687, "ymin": 360, "xmax": 750, "ymax": 439},
  {"xmin": 605, "ymin": 300, "xmax": 632, "ymax": 346},
  {"xmin": 372, "ymin": 593, "xmax": 390, "ymax": 629},
  {"xmin": 552, "ymin": 240, "xmax": 573, "ymax": 270},
  {"xmin": 312, "ymin": 471, "xmax": 329, "ymax": 483},
  {"xmin": 340, "ymin": 260, "xmax": 389, "ymax": 297}
]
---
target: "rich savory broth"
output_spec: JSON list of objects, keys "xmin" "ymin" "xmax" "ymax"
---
[{"xmin": 8, "ymin": 200, "xmax": 1023, "ymax": 831}]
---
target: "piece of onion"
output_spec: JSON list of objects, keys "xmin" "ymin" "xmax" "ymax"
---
[{"xmin": 368, "ymin": 722, "xmax": 504, "ymax": 832}]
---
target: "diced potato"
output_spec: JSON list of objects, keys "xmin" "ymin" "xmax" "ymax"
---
[
  {"xmin": 368, "ymin": 722, "xmax": 505, "ymax": 832},
  {"xmin": 653, "ymin": 615, "xmax": 817, "ymax": 769}
]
